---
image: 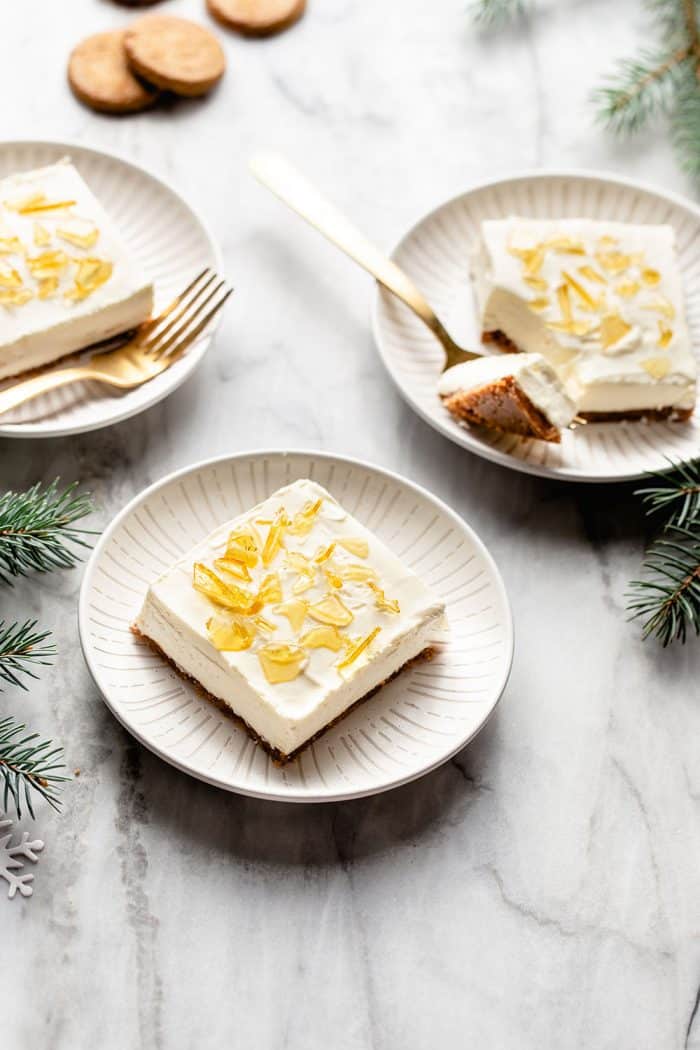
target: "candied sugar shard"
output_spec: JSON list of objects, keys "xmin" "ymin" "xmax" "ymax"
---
[
  {"xmin": 207, "ymin": 613, "xmax": 256, "ymax": 651},
  {"xmin": 65, "ymin": 258, "xmax": 113, "ymax": 301},
  {"xmin": 133, "ymin": 479, "xmax": 446, "ymax": 761},
  {"xmin": 337, "ymin": 627, "xmax": 382, "ymax": 672},
  {"xmin": 276, "ymin": 598, "xmax": 308, "ymax": 633},
  {"xmin": 57, "ymin": 222, "xmax": 100, "ymax": 250},
  {"xmin": 299, "ymin": 626, "xmax": 345, "ymax": 652},
  {"xmin": 307, "ymin": 593, "xmax": 354, "ymax": 627},
  {"xmin": 0, "ymin": 159, "xmax": 153, "ymax": 382},
  {"xmin": 258, "ymin": 644, "xmax": 307, "ymax": 684},
  {"xmin": 472, "ymin": 217, "xmax": 696, "ymax": 419}
]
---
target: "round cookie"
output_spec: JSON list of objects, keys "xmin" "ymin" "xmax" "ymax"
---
[
  {"xmin": 68, "ymin": 30, "xmax": 159, "ymax": 114},
  {"xmin": 124, "ymin": 15, "xmax": 226, "ymax": 97},
  {"xmin": 206, "ymin": 0, "xmax": 306, "ymax": 36}
]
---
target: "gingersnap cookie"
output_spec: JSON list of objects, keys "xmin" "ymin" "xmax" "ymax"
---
[
  {"xmin": 68, "ymin": 29, "xmax": 159, "ymax": 114},
  {"xmin": 206, "ymin": 0, "xmax": 306, "ymax": 36},
  {"xmin": 124, "ymin": 15, "xmax": 226, "ymax": 97}
]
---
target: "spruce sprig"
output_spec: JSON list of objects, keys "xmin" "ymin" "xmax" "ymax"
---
[
  {"xmin": 470, "ymin": 0, "xmax": 700, "ymax": 182},
  {"xmin": 635, "ymin": 458, "xmax": 700, "ymax": 525},
  {"xmin": 0, "ymin": 717, "xmax": 67, "ymax": 820},
  {"xmin": 628, "ymin": 523, "xmax": 700, "ymax": 645},
  {"xmin": 627, "ymin": 458, "xmax": 700, "ymax": 645},
  {"xmin": 0, "ymin": 479, "xmax": 94, "ymax": 585},
  {"xmin": 471, "ymin": 0, "xmax": 527, "ymax": 27},
  {"xmin": 0, "ymin": 620, "xmax": 55, "ymax": 690},
  {"xmin": 0, "ymin": 478, "xmax": 93, "ymax": 819},
  {"xmin": 593, "ymin": 0, "xmax": 700, "ymax": 179}
]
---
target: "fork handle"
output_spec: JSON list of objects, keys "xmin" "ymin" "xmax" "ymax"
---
[
  {"xmin": 0, "ymin": 367, "xmax": 100, "ymax": 417},
  {"xmin": 250, "ymin": 153, "xmax": 462, "ymax": 353}
]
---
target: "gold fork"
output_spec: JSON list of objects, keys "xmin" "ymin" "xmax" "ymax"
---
[
  {"xmin": 0, "ymin": 269, "xmax": 232, "ymax": 418},
  {"xmin": 250, "ymin": 153, "xmax": 585, "ymax": 427}
]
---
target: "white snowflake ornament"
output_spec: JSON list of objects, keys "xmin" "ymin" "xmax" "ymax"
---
[{"xmin": 0, "ymin": 818, "xmax": 44, "ymax": 899}]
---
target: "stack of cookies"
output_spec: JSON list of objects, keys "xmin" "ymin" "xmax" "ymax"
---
[{"xmin": 68, "ymin": 1, "xmax": 306, "ymax": 114}]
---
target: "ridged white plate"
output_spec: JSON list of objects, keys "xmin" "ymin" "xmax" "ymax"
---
[
  {"xmin": 78, "ymin": 451, "xmax": 513, "ymax": 803},
  {"xmin": 0, "ymin": 140, "xmax": 222, "ymax": 438},
  {"xmin": 373, "ymin": 171, "xmax": 700, "ymax": 482}
]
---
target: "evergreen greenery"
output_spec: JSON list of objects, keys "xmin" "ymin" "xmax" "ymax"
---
[
  {"xmin": 471, "ymin": 0, "xmax": 700, "ymax": 181},
  {"xmin": 0, "ymin": 480, "xmax": 94, "ymax": 819},
  {"xmin": 0, "ymin": 480, "xmax": 94, "ymax": 585},
  {"xmin": 628, "ymin": 459, "xmax": 700, "ymax": 645}
]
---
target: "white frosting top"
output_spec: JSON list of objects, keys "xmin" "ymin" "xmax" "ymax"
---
[
  {"xmin": 438, "ymin": 351, "xmax": 577, "ymax": 429},
  {"xmin": 138, "ymin": 479, "xmax": 445, "ymax": 724},
  {"xmin": 472, "ymin": 218, "xmax": 697, "ymax": 412},
  {"xmin": 0, "ymin": 159, "xmax": 152, "ymax": 345}
]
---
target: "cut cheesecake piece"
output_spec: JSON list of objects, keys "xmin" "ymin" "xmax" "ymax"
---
[
  {"xmin": 0, "ymin": 159, "xmax": 153, "ymax": 381},
  {"xmin": 438, "ymin": 352, "xmax": 577, "ymax": 442},
  {"xmin": 132, "ymin": 479, "xmax": 446, "ymax": 762},
  {"xmin": 472, "ymin": 218, "xmax": 696, "ymax": 420}
]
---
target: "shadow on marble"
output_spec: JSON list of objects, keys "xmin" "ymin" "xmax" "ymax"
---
[{"xmin": 110, "ymin": 709, "xmax": 502, "ymax": 870}]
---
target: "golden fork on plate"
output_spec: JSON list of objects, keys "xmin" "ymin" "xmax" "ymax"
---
[
  {"xmin": 250, "ymin": 153, "xmax": 585, "ymax": 427},
  {"xmin": 0, "ymin": 268, "xmax": 232, "ymax": 418}
]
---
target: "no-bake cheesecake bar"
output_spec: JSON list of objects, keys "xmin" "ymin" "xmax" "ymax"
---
[
  {"xmin": 133, "ymin": 479, "xmax": 446, "ymax": 762},
  {"xmin": 0, "ymin": 159, "xmax": 153, "ymax": 381},
  {"xmin": 438, "ymin": 352, "xmax": 577, "ymax": 442},
  {"xmin": 471, "ymin": 218, "xmax": 696, "ymax": 420}
]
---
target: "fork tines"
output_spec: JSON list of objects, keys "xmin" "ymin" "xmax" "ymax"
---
[{"xmin": 140, "ymin": 268, "xmax": 232, "ymax": 360}]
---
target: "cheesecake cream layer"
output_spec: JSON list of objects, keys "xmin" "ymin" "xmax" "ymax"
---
[
  {"xmin": 438, "ymin": 352, "xmax": 577, "ymax": 430},
  {"xmin": 134, "ymin": 480, "xmax": 446, "ymax": 758},
  {"xmin": 0, "ymin": 159, "xmax": 153, "ymax": 381},
  {"xmin": 472, "ymin": 218, "xmax": 697, "ymax": 415}
]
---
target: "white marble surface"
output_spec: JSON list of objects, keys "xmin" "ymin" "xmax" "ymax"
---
[{"xmin": 2, "ymin": 1, "xmax": 700, "ymax": 1047}]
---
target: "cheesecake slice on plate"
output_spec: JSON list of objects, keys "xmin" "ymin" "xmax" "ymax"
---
[
  {"xmin": 471, "ymin": 217, "xmax": 697, "ymax": 421},
  {"xmin": 0, "ymin": 158, "xmax": 153, "ymax": 381},
  {"xmin": 438, "ymin": 352, "xmax": 577, "ymax": 443},
  {"xmin": 133, "ymin": 479, "xmax": 446, "ymax": 762}
]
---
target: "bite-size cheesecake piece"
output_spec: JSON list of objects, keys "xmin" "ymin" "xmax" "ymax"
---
[
  {"xmin": 438, "ymin": 352, "xmax": 577, "ymax": 443},
  {"xmin": 472, "ymin": 218, "xmax": 696, "ymax": 420},
  {"xmin": 0, "ymin": 159, "xmax": 153, "ymax": 381},
  {"xmin": 133, "ymin": 480, "xmax": 446, "ymax": 762}
]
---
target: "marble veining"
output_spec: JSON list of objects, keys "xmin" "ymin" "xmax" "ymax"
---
[{"xmin": 2, "ymin": 1, "xmax": 700, "ymax": 1048}]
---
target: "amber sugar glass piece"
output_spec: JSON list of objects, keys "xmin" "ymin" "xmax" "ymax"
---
[
  {"xmin": 124, "ymin": 15, "xmax": 226, "ymax": 97},
  {"xmin": 207, "ymin": 0, "xmax": 306, "ymax": 36},
  {"xmin": 68, "ymin": 30, "xmax": 160, "ymax": 114}
]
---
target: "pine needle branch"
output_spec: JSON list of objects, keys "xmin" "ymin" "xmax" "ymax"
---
[
  {"xmin": 0, "ymin": 479, "xmax": 94, "ymax": 586},
  {"xmin": 627, "ymin": 522, "xmax": 700, "ymax": 645},
  {"xmin": 471, "ymin": 0, "xmax": 527, "ymax": 28},
  {"xmin": 593, "ymin": 0, "xmax": 700, "ymax": 178},
  {"xmin": 671, "ymin": 62, "xmax": 700, "ymax": 177},
  {"xmin": 593, "ymin": 48, "xmax": 691, "ymax": 134},
  {"xmin": 0, "ymin": 620, "xmax": 54, "ymax": 690},
  {"xmin": 0, "ymin": 716, "xmax": 67, "ymax": 820},
  {"xmin": 635, "ymin": 457, "xmax": 700, "ymax": 526},
  {"xmin": 628, "ymin": 459, "xmax": 700, "ymax": 645}
]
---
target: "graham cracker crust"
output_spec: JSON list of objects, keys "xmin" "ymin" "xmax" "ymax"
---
[
  {"xmin": 481, "ymin": 329, "xmax": 694, "ymax": 424},
  {"xmin": 130, "ymin": 625, "xmax": 434, "ymax": 765},
  {"xmin": 578, "ymin": 406, "xmax": 694, "ymax": 422},
  {"xmin": 442, "ymin": 375, "xmax": 561, "ymax": 442},
  {"xmin": 482, "ymin": 329, "xmax": 520, "ymax": 354}
]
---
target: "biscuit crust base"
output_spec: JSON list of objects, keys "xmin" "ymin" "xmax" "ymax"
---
[
  {"xmin": 442, "ymin": 376, "xmax": 561, "ymax": 442},
  {"xmin": 482, "ymin": 329, "xmax": 694, "ymax": 423},
  {"xmin": 131, "ymin": 625, "xmax": 434, "ymax": 765}
]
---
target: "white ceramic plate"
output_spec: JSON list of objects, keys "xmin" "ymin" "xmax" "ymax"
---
[
  {"xmin": 0, "ymin": 140, "xmax": 222, "ymax": 438},
  {"xmin": 373, "ymin": 170, "xmax": 700, "ymax": 482},
  {"xmin": 78, "ymin": 451, "xmax": 513, "ymax": 803}
]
